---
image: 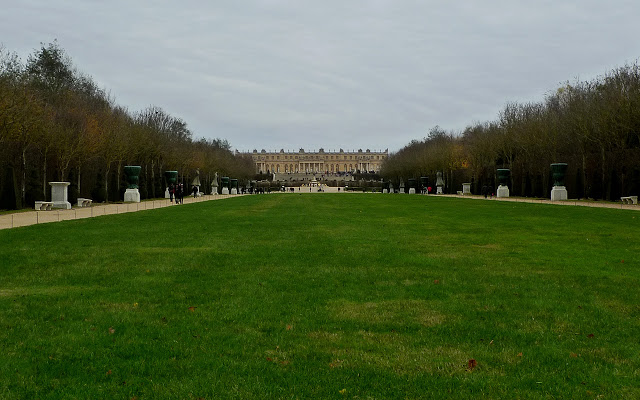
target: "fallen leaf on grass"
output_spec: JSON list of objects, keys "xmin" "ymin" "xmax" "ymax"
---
[
  {"xmin": 286, "ymin": 324, "xmax": 292, "ymax": 331},
  {"xmin": 106, "ymin": 370, "xmax": 112, "ymax": 375},
  {"xmin": 468, "ymin": 359, "xmax": 477, "ymax": 370},
  {"xmin": 433, "ymin": 279, "xmax": 440, "ymax": 284},
  {"xmin": 108, "ymin": 327, "xmax": 115, "ymax": 334},
  {"xmin": 339, "ymin": 389, "xmax": 347, "ymax": 395},
  {"xmin": 266, "ymin": 357, "xmax": 273, "ymax": 362},
  {"xmin": 570, "ymin": 353, "xmax": 578, "ymax": 358},
  {"xmin": 188, "ymin": 307, "xmax": 196, "ymax": 312},
  {"xmin": 588, "ymin": 333, "xmax": 594, "ymax": 338},
  {"xmin": 517, "ymin": 352, "xmax": 523, "ymax": 357}
]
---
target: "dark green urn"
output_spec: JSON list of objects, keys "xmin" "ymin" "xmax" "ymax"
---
[
  {"xmin": 407, "ymin": 178, "xmax": 416, "ymax": 189},
  {"xmin": 124, "ymin": 166, "xmax": 141, "ymax": 189},
  {"xmin": 221, "ymin": 176, "xmax": 230, "ymax": 188},
  {"xmin": 420, "ymin": 176, "xmax": 429, "ymax": 189},
  {"xmin": 551, "ymin": 163, "xmax": 568, "ymax": 187},
  {"xmin": 164, "ymin": 170, "xmax": 178, "ymax": 185},
  {"xmin": 230, "ymin": 179, "xmax": 239, "ymax": 190},
  {"xmin": 497, "ymin": 169, "xmax": 510, "ymax": 186}
]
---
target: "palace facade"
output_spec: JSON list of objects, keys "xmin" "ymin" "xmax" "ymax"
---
[{"xmin": 246, "ymin": 148, "xmax": 388, "ymax": 174}]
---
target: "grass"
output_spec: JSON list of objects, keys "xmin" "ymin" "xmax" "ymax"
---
[{"xmin": 0, "ymin": 194, "xmax": 639, "ymax": 399}]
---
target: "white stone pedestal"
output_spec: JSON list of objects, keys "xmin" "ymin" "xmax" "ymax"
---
[
  {"xmin": 462, "ymin": 183, "xmax": 471, "ymax": 195},
  {"xmin": 551, "ymin": 186, "xmax": 568, "ymax": 201},
  {"xmin": 124, "ymin": 188, "xmax": 141, "ymax": 203},
  {"xmin": 231, "ymin": 188, "xmax": 238, "ymax": 195},
  {"xmin": 211, "ymin": 186, "xmax": 218, "ymax": 195},
  {"xmin": 49, "ymin": 182, "xmax": 71, "ymax": 209},
  {"xmin": 383, "ymin": 189, "xmax": 388, "ymax": 194},
  {"xmin": 222, "ymin": 187, "xmax": 229, "ymax": 195},
  {"xmin": 437, "ymin": 186, "xmax": 443, "ymax": 194},
  {"xmin": 165, "ymin": 187, "xmax": 170, "ymax": 199},
  {"xmin": 497, "ymin": 185, "xmax": 510, "ymax": 198},
  {"xmin": 409, "ymin": 188, "xmax": 416, "ymax": 194}
]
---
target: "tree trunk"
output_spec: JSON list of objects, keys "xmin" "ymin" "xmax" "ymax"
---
[
  {"xmin": 116, "ymin": 161, "xmax": 122, "ymax": 200},
  {"xmin": 77, "ymin": 165, "xmax": 81, "ymax": 196},
  {"xmin": 151, "ymin": 159, "xmax": 155, "ymax": 198},
  {"xmin": 43, "ymin": 149, "xmax": 47, "ymax": 201},
  {"xmin": 582, "ymin": 152, "xmax": 587, "ymax": 199},
  {"xmin": 601, "ymin": 146, "xmax": 607, "ymax": 200},
  {"xmin": 21, "ymin": 147, "xmax": 26, "ymax": 206},
  {"xmin": 543, "ymin": 169, "xmax": 549, "ymax": 198},
  {"xmin": 104, "ymin": 164, "xmax": 110, "ymax": 203}
]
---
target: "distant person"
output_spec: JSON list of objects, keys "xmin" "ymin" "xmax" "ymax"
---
[
  {"xmin": 192, "ymin": 185, "xmax": 197, "ymax": 198},
  {"xmin": 482, "ymin": 185, "xmax": 488, "ymax": 199},
  {"xmin": 178, "ymin": 184, "xmax": 184, "ymax": 203},
  {"xmin": 169, "ymin": 183, "xmax": 175, "ymax": 203}
]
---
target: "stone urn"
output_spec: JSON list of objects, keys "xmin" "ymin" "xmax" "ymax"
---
[
  {"xmin": 497, "ymin": 169, "xmax": 510, "ymax": 186},
  {"xmin": 551, "ymin": 163, "xmax": 568, "ymax": 187},
  {"xmin": 164, "ymin": 170, "xmax": 178, "ymax": 185},
  {"xmin": 221, "ymin": 176, "xmax": 230, "ymax": 195},
  {"xmin": 230, "ymin": 178, "xmax": 239, "ymax": 195},
  {"xmin": 407, "ymin": 178, "xmax": 417, "ymax": 194},
  {"xmin": 496, "ymin": 169, "xmax": 510, "ymax": 198},
  {"xmin": 164, "ymin": 171, "xmax": 178, "ymax": 199},
  {"xmin": 124, "ymin": 166, "xmax": 141, "ymax": 202},
  {"xmin": 124, "ymin": 166, "xmax": 141, "ymax": 189},
  {"xmin": 550, "ymin": 163, "xmax": 568, "ymax": 201},
  {"xmin": 420, "ymin": 177, "xmax": 429, "ymax": 193}
]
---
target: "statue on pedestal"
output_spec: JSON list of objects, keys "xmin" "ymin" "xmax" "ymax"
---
[
  {"xmin": 436, "ymin": 171, "xmax": 444, "ymax": 194},
  {"xmin": 211, "ymin": 172, "xmax": 219, "ymax": 195}
]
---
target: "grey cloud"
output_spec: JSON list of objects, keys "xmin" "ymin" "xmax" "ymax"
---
[{"xmin": 2, "ymin": 1, "xmax": 640, "ymax": 152}]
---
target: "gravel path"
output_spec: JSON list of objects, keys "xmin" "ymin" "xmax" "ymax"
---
[{"xmin": 0, "ymin": 194, "xmax": 238, "ymax": 230}]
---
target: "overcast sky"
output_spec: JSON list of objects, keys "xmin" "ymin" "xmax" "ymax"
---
[{"xmin": 2, "ymin": 1, "xmax": 639, "ymax": 152}]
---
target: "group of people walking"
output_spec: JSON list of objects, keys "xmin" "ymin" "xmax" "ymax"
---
[
  {"xmin": 481, "ymin": 185, "xmax": 494, "ymax": 199},
  {"xmin": 169, "ymin": 183, "xmax": 184, "ymax": 204}
]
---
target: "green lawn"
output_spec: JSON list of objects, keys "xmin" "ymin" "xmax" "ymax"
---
[{"xmin": 1, "ymin": 194, "xmax": 639, "ymax": 399}]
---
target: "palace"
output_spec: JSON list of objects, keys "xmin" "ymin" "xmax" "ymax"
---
[{"xmin": 246, "ymin": 148, "xmax": 388, "ymax": 174}]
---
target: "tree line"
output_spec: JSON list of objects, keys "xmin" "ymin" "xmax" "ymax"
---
[
  {"xmin": 0, "ymin": 41, "xmax": 254, "ymax": 210},
  {"xmin": 381, "ymin": 62, "xmax": 640, "ymax": 200}
]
